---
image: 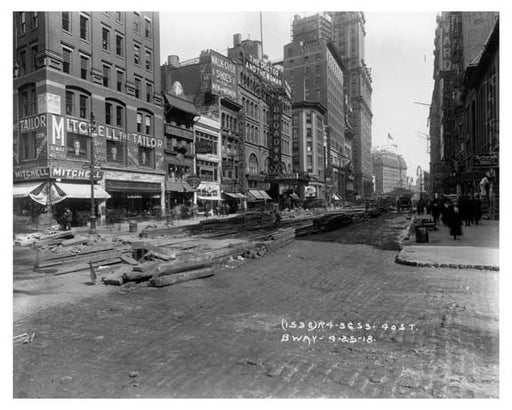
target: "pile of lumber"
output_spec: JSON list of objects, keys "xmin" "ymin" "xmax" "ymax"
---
[{"xmin": 100, "ymin": 239, "xmax": 254, "ymax": 287}]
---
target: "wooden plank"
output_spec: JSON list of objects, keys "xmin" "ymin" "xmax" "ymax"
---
[
  {"xmin": 149, "ymin": 267, "xmax": 215, "ymax": 287},
  {"xmin": 153, "ymin": 260, "xmax": 212, "ymax": 278},
  {"xmin": 119, "ymin": 254, "xmax": 140, "ymax": 265}
]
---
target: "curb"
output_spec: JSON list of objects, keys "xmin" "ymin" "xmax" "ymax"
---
[
  {"xmin": 394, "ymin": 253, "xmax": 499, "ymax": 271},
  {"xmin": 394, "ymin": 213, "xmax": 499, "ymax": 271}
]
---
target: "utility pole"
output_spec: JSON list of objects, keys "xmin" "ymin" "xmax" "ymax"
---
[{"xmin": 89, "ymin": 112, "xmax": 97, "ymax": 233}]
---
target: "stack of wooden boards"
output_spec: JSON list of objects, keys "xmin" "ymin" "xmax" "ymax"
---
[{"xmin": 100, "ymin": 239, "xmax": 255, "ymax": 287}]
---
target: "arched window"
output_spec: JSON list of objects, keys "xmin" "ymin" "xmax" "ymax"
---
[{"xmin": 248, "ymin": 153, "xmax": 259, "ymax": 174}]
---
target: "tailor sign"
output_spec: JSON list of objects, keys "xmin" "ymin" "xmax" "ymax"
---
[{"xmin": 48, "ymin": 114, "xmax": 164, "ymax": 148}]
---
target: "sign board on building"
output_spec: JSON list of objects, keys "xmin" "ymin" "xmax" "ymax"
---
[
  {"xmin": 48, "ymin": 114, "xmax": 164, "ymax": 147},
  {"xmin": 208, "ymin": 50, "xmax": 238, "ymax": 100},
  {"xmin": 38, "ymin": 93, "xmax": 61, "ymax": 115},
  {"xmin": 13, "ymin": 166, "xmax": 103, "ymax": 181},
  {"xmin": 195, "ymin": 138, "xmax": 214, "ymax": 155},
  {"xmin": 243, "ymin": 53, "xmax": 283, "ymax": 87},
  {"xmin": 305, "ymin": 185, "xmax": 317, "ymax": 198},
  {"xmin": 473, "ymin": 153, "xmax": 498, "ymax": 168},
  {"xmin": 268, "ymin": 93, "xmax": 283, "ymax": 175},
  {"xmin": 185, "ymin": 175, "xmax": 201, "ymax": 189}
]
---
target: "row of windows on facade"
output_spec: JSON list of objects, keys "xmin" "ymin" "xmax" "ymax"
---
[
  {"xmin": 464, "ymin": 68, "xmax": 498, "ymax": 155},
  {"xmin": 61, "ymin": 11, "xmax": 152, "ymax": 42},
  {"xmin": 18, "ymin": 84, "xmax": 154, "ymax": 137},
  {"xmin": 17, "ymin": 12, "xmax": 38, "ymax": 35},
  {"xmin": 60, "ymin": 46, "xmax": 154, "ymax": 101}
]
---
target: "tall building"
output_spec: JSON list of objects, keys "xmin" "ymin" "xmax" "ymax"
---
[
  {"xmin": 461, "ymin": 17, "xmax": 499, "ymax": 218},
  {"xmin": 162, "ymin": 51, "xmax": 244, "ymax": 201},
  {"xmin": 330, "ymin": 12, "xmax": 373, "ymax": 198},
  {"xmin": 227, "ymin": 34, "xmax": 294, "ymax": 201},
  {"xmin": 291, "ymin": 101, "xmax": 327, "ymax": 200},
  {"xmin": 13, "ymin": 11, "xmax": 165, "ymax": 227},
  {"xmin": 372, "ymin": 149, "xmax": 407, "ymax": 195},
  {"xmin": 429, "ymin": 12, "xmax": 499, "ymax": 198},
  {"xmin": 161, "ymin": 83, "xmax": 198, "ymax": 213},
  {"xmin": 162, "ymin": 38, "xmax": 292, "ymax": 205},
  {"xmin": 284, "ymin": 13, "xmax": 348, "ymax": 202}
]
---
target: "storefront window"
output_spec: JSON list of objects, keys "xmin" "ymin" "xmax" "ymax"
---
[{"xmin": 67, "ymin": 133, "xmax": 89, "ymax": 159}]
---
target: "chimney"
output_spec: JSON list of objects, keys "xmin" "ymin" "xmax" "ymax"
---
[
  {"xmin": 233, "ymin": 33, "xmax": 241, "ymax": 47},
  {"xmin": 168, "ymin": 55, "xmax": 180, "ymax": 67}
]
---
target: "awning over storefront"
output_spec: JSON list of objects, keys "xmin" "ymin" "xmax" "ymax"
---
[
  {"xmin": 105, "ymin": 179, "xmax": 161, "ymax": 193},
  {"xmin": 13, "ymin": 182, "xmax": 45, "ymax": 198},
  {"xmin": 57, "ymin": 182, "xmax": 111, "ymax": 199},
  {"xmin": 332, "ymin": 193, "xmax": 341, "ymax": 201},
  {"xmin": 247, "ymin": 189, "xmax": 272, "ymax": 200},
  {"xmin": 223, "ymin": 192, "xmax": 247, "ymax": 199},
  {"xmin": 29, "ymin": 181, "xmax": 67, "ymax": 206},
  {"xmin": 197, "ymin": 195, "xmax": 222, "ymax": 201},
  {"xmin": 166, "ymin": 180, "xmax": 195, "ymax": 193}
]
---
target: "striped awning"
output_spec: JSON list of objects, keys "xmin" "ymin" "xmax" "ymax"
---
[{"xmin": 247, "ymin": 189, "xmax": 271, "ymax": 200}]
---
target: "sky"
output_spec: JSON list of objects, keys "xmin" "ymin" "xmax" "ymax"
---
[{"xmin": 159, "ymin": 10, "xmax": 437, "ymax": 181}]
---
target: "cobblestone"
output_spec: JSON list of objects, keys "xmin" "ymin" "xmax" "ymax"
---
[{"xmin": 13, "ymin": 213, "xmax": 498, "ymax": 398}]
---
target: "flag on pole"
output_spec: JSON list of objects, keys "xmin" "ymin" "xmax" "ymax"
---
[{"xmin": 387, "ymin": 133, "xmax": 394, "ymax": 141}]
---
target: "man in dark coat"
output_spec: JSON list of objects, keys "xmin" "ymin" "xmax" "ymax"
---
[
  {"xmin": 63, "ymin": 208, "xmax": 73, "ymax": 231},
  {"xmin": 444, "ymin": 202, "xmax": 462, "ymax": 240},
  {"xmin": 431, "ymin": 194, "xmax": 440, "ymax": 226},
  {"xmin": 472, "ymin": 194, "xmax": 482, "ymax": 225}
]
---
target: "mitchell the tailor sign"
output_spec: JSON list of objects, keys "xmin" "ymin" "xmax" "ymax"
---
[
  {"xmin": 14, "ymin": 166, "xmax": 103, "ymax": 181},
  {"xmin": 48, "ymin": 114, "xmax": 164, "ymax": 148}
]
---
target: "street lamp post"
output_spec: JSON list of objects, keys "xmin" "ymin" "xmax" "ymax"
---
[{"xmin": 89, "ymin": 113, "xmax": 97, "ymax": 234}]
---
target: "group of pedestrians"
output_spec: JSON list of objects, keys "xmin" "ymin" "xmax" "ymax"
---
[{"xmin": 419, "ymin": 193, "xmax": 483, "ymax": 240}]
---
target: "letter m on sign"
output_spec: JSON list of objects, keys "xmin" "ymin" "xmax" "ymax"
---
[{"xmin": 51, "ymin": 115, "xmax": 65, "ymax": 146}]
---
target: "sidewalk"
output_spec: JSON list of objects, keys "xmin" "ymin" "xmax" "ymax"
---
[{"xmin": 396, "ymin": 217, "xmax": 499, "ymax": 271}]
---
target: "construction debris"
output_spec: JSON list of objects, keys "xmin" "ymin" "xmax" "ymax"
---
[
  {"xmin": 149, "ymin": 267, "xmax": 215, "ymax": 287},
  {"xmin": 13, "ymin": 332, "xmax": 35, "ymax": 344}
]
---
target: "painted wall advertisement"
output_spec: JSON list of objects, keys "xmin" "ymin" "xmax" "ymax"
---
[
  {"xmin": 208, "ymin": 51, "xmax": 238, "ymax": 100},
  {"xmin": 268, "ymin": 93, "xmax": 283, "ymax": 175},
  {"xmin": 38, "ymin": 93, "xmax": 61, "ymax": 115},
  {"xmin": 244, "ymin": 53, "xmax": 283, "ymax": 87}
]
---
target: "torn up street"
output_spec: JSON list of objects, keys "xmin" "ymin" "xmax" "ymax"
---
[{"xmin": 13, "ymin": 209, "xmax": 498, "ymax": 398}]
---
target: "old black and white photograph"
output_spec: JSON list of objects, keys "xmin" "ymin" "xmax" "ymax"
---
[{"xmin": 8, "ymin": 0, "xmax": 506, "ymax": 404}]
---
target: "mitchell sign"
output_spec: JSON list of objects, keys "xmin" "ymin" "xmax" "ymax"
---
[
  {"xmin": 14, "ymin": 166, "xmax": 103, "ymax": 181},
  {"xmin": 49, "ymin": 114, "xmax": 163, "ymax": 149}
]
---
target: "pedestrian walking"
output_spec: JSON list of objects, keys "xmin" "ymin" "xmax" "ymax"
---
[
  {"xmin": 431, "ymin": 195, "xmax": 440, "ymax": 226},
  {"xmin": 473, "ymin": 193, "xmax": 482, "ymax": 225},
  {"xmin": 460, "ymin": 195, "xmax": 472, "ymax": 227},
  {"xmin": 444, "ymin": 202, "xmax": 462, "ymax": 240},
  {"xmin": 63, "ymin": 207, "xmax": 73, "ymax": 231}
]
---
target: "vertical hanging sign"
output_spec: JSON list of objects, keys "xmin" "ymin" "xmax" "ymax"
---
[{"xmin": 268, "ymin": 93, "xmax": 283, "ymax": 175}]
